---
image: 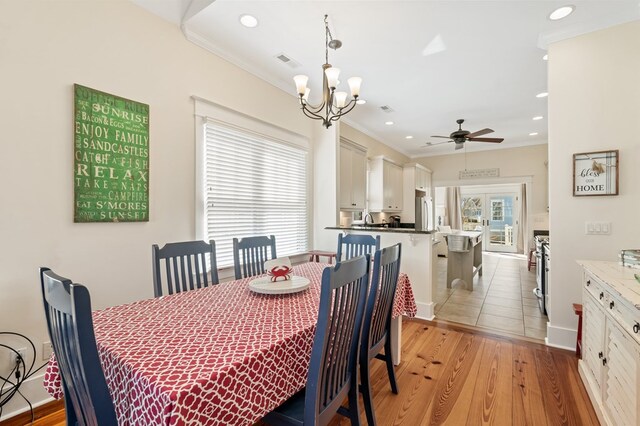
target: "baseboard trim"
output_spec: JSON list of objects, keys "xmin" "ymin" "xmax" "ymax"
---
[
  {"xmin": 0, "ymin": 399, "xmax": 64, "ymax": 426},
  {"xmin": 546, "ymin": 322, "xmax": 577, "ymax": 351},
  {"xmin": 415, "ymin": 301, "xmax": 435, "ymax": 320}
]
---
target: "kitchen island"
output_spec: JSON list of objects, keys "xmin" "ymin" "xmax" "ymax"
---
[
  {"xmin": 326, "ymin": 226, "xmax": 437, "ymax": 364},
  {"xmin": 441, "ymin": 230, "xmax": 483, "ymax": 291}
]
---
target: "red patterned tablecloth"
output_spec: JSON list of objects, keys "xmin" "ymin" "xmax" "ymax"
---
[{"xmin": 43, "ymin": 262, "xmax": 416, "ymax": 425}]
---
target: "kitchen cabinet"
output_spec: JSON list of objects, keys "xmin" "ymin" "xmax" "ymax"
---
[
  {"xmin": 339, "ymin": 140, "xmax": 366, "ymax": 210},
  {"xmin": 401, "ymin": 163, "xmax": 433, "ymax": 223},
  {"xmin": 578, "ymin": 261, "xmax": 640, "ymax": 426},
  {"xmin": 369, "ymin": 156, "xmax": 403, "ymax": 212},
  {"xmin": 415, "ymin": 166, "xmax": 431, "ymax": 191}
]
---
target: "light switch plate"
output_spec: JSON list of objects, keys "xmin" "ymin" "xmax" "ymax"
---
[{"xmin": 585, "ymin": 221, "xmax": 611, "ymax": 235}]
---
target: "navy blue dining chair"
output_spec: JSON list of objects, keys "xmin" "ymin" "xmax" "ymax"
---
[
  {"xmin": 233, "ymin": 235, "xmax": 277, "ymax": 279},
  {"xmin": 262, "ymin": 255, "xmax": 370, "ymax": 426},
  {"xmin": 152, "ymin": 240, "xmax": 219, "ymax": 297},
  {"xmin": 39, "ymin": 267, "xmax": 118, "ymax": 426},
  {"xmin": 360, "ymin": 243, "xmax": 402, "ymax": 426},
  {"xmin": 337, "ymin": 233, "xmax": 380, "ymax": 262}
]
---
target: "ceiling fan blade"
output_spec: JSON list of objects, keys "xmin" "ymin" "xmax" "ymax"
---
[
  {"xmin": 430, "ymin": 135, "xmax": 451, "ymax": 139},
  {"xmin": 467, "ymin": 137, "xmax": 503, "ymax": 143},
  {"xmin": 465, "ymin": 128, "xmax": 494, "ymax": 138},
  {"xmin": 422, "ymin": 140, "xmax": 452, "ymax": 147}
]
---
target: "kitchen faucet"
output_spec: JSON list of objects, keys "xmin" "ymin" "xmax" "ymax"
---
[{"xmin": 364, "ymin": 213, "xmax": 373, "ymax": 225}]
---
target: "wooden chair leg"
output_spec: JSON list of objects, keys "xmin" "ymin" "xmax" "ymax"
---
[
  {"xmin": 360, "ymin": 358, "xmax": 376, "ymax": 426},
  {"xmin": 384, "ymin": 340, "xmax": 399, "ymax": 394}
]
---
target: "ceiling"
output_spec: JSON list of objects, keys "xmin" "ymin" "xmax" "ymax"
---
[{"xmin": 133, "ymin": 0, "xmax": 639, "ymax": 157}]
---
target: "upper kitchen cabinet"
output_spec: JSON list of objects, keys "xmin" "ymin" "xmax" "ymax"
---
[
  {"xmin": 369, "ymin": 156, "xmax": 403, "ymax": 212},
  {"xmin": 415, "ymin": 165, "xmax": 431, "ymax": 192},
  {"xmin": 339, "ymin": 139, "xmax": 367, "ymax": 210},
  {"xmin": 402, "ymin": 163, "xmax": 433, "ymax": 222}
]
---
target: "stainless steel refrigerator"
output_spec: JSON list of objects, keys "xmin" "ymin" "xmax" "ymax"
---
[{"xmin": 415, "ymin": 196, "xmax": 433, "ymax": 231}]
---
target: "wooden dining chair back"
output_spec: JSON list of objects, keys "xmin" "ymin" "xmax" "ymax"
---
[
  {"xmin": 263, "ymin": 255, "xmax": 370, "ymax": 426},
  {"xmin": 336, "ymin": 233, "xmax": 381, "ymax": 262},
  {"xmin": 152, "ymin": 240, "xmax": 219, "ymax": 298},
  {"xmin": 232, "ymin": 235, "xmax": 277, "ymax": 280},
  {"xmin": 360, "ymin": 243, "xmax": 402, "ymax": 426},
  {"xmin": 39, "ymin": 267, "xmax": 118, "ymax": 426}
]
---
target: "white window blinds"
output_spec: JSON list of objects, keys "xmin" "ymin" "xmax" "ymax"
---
[{"xmin": 204, "ymin": 120, "xmax": 310, "ymax": 267}]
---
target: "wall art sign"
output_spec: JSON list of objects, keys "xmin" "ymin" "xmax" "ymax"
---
[
  {"xmin": 573, "ymin": 150, "xmax": 618, "ymax": 196},
  {"xmin": 459, "ymin": 168, "xmax": 500, "ymax": 179},
  {"xmin": 74, "ymin": 84, "xmax": 149, "ymax": 222}
]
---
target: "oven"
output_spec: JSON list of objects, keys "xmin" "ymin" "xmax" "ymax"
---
[{"xmin": 533, "ymin": 235, "xmax": 549, "ymax": 315}]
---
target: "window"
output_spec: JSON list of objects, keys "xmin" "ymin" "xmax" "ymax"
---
[
  {"xmin": 200, "ymin": 117, "xmax": 310, "ymax": 268},
  {"xmin": 491, "ymin": 200, "xmax": 504, "ymax": 221}
]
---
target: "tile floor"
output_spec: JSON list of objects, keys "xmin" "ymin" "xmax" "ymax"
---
[{"xmin": 433, "ymin": 252, "xmax": 548, "ymax": 340}]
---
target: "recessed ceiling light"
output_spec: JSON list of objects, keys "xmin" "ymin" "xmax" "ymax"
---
[
  {"xmin": 405, "ymin": 136, "xmax": 413, "ymax": 139},
  {"xmin": 536, "ymin": 92, "xmax": 548, "ymax": 98},
  {"xmin": 543, "ymin": 54, "xmax": 548, "ymax": 61},
  {"xmin": 239, "ymin": 14, "xmax": 258, "ymax": 28},
  {"xmin": 529, "ymin": 132, "xmax": 539, "ymax": 136},
  {"xmin": 533, "ymin": 116, "xmax": 544, "ymax": 121},
  {"xmin": 356, "ymin": 99, "xmax": 366, "ymax": 105},
  {"xmin": 549, "ymin": 5, "xmax": 575, "ymax": 21},
  {"xmin": 385, "ymin": 121, "xmax": 394, "ymax": 126}
]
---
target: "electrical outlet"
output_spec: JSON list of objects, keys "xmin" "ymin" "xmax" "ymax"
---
[
  {"xmin": 42, "ymin": 341, "xmax": 53, "ymax": 360},
  {"xmin": 10, "ymin": 347, "xmax": 27, "ymax": 365}
]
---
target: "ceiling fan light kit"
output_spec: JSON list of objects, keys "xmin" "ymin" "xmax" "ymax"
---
[
  {"xmin": 292, "ymin": 15, "xmax": 361, "ymax": 128},
  {"xmin": 426, "ymin": 118, "xmax": 504, "ymax": 151}
]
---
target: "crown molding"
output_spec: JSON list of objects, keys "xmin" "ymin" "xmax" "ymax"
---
[{"xmin": 538, "ymin": 11, "xmax": 640, "ymax": 49}]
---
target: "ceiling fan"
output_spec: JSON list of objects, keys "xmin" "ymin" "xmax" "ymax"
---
[{"xmin": 426, "ymin": 119, "xmax": 504, "ymax": 150}]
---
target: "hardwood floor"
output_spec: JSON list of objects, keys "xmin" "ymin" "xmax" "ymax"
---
[
  {"xmin": 327, "ymin": 319, "xmax": 598, "ymax": 425},
  {"xmin": 13, "ymin": 319, "xmax": 598, "ymax": 426}
]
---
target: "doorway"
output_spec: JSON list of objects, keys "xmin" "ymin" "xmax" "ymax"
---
[
  {"xmin": 462, "ymin": 188, "xmax": 520, "ymax": 253},
  {"xmin": 460, "ymin": 188, "xmax": 520, "ymax": 253}
]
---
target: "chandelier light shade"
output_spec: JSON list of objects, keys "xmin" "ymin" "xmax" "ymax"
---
[{"xmin": 293, "ymin": 15, "xmax": 362, "ymax": 128}]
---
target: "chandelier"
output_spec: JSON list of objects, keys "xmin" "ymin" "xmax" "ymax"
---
[{"xmin": 293, "ymin": 15, "xmax": 362, "ymax": 128}]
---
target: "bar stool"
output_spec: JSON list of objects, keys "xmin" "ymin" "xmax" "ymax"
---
[
  {"xmin": 307, "ymin": 250, "xmax": 337, "ymax": 264},
  {"xmin": 573, "ymin": 303, "xmax": 583, "ymax": 358},
  {"xmin": 527, "ymin": 249, "xmax": 537, "ymax": 271}
]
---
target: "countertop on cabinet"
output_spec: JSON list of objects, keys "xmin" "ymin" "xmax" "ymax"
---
[
  {"xmin": 577, "ymin": 260, "xmax": 640, "ymax": 310},
  {"xmin": 326, "ymin": 226, "xmax": 433, "ymax": 235}
]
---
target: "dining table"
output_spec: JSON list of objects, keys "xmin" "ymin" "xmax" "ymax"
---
[{"xmin": 43, "ymin": 261, "xmax": 416, "ymax": 425}]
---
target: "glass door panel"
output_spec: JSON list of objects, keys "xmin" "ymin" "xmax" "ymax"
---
[
  {"xmin": 461, "ymin": 196, "xmax": 482, "ymax": 231},
  {"xmin": 485, "ymin": 193, "xmax": 517, "ymax": 253}
]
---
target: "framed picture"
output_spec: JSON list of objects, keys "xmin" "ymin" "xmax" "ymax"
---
[
  {"xmin": 73, "ymin": 84, "xmax": 149, "ymax": 222},
  {"xmin": 573, "ymin": 150, "xmax": 619, "ymax": 196}
]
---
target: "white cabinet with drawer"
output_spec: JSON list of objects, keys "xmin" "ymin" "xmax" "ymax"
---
[{"xmin": 578, "ymin": 261, "xmax": 640, "ymax": 426}]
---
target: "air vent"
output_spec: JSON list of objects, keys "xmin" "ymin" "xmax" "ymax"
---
[
  {"xmin": 275, "ymin": 53, "xmax": 300, "ymax": 69},
  {"xmin": 380, "ymin": 105, "xmax": 394, "ymax": 113}
]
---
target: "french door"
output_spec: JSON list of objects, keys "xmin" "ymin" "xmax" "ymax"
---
[{"xmin": 461, "ymin": 192, "xmax": 519, "ymax": 253}]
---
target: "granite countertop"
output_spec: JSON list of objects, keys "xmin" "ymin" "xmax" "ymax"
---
[{"xmin": 325, "ymin": 226, "xmax": 433, "ymax": 235}]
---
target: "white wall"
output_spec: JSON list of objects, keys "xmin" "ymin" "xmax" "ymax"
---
[
  {"xmin": 0, "ymin": 0, "xmax": 312, "ymax": 418},
  {"xmin": 312, "ymin": 124, "xmax": 339, "ymax": 251},
  {"xmin": 547, "ymin": 20, "xmax": 640, "ymax": 348},
  {"xmin": 341, "ymin": 124, "xmax": 410, "ymax": 165}
]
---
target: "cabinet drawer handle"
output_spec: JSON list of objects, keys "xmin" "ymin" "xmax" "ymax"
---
[
  {"xmin": 609, "ymin": 301, "xmax": 615, "ymax": 309},
  {"xmin": 586, "ymin": 280, "xmax": 591, "ymax": 286},
  {"xmin": 602, "ymin": 357, "xmax": 607, "ymax": 366},
  {"xmin": 599, "ymin": 292, "xmax": 604, "ymax": 300},
  {"xmin": 598, "ymin": 351, "xmax": 603, "ymax": 359},
  {"xmin": 634, "ymin": 323, "xmax": 640, "ymax": 334}
]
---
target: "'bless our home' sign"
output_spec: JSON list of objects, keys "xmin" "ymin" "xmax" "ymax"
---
[{"xmin": 573, "ymin": 150, "xmax": 619, "ymax": 196}]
